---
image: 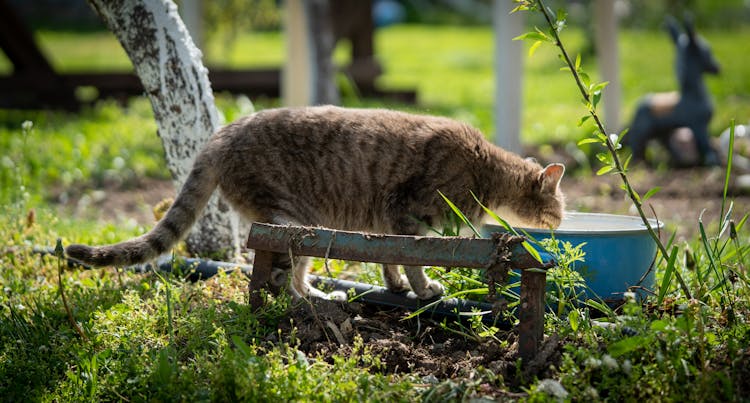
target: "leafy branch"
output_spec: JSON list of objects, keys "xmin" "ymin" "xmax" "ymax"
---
[{"xmin": 512, "ymin": 0, "xmax": 692, "ymax": 298}]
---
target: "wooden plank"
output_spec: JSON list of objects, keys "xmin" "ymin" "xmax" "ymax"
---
[{"xmin": 246, "ymin": 223, "xmax": 548, "ymax": 269}]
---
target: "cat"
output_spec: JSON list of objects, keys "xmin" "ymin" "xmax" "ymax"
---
[{"xmin": 66, "ymin": 105, "xmax": 566, "ymax": 300}]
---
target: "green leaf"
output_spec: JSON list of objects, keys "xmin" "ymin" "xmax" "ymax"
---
[
  {"xmin": 577, "ymin": 137, "xmax": 599, "ymax": 146},
  {"xmin": 608, "ymin": 335, "xmax": 648, "ymax": 358},
  {"xmin": 575, "ymin": 53, "xmax": 581, "ymax": 70},
  {"xmin": 528, "ymin": 40, "xmax": 543, "ymax": 57},
  {"xmin": 521, "ymin": 241, "xmax": 544, "ymax": 264},
  {"xmin": 569, "ymin": 309, "xmax": 580, "ymax": 332},
  {"xmin": 642, "ymin": 187, "xmax": 661, "ymax": 201},
  {"xmin": 592, "ymin": 91, "xmax": 602, "ymax": 108},
  {"xmin": 631, "ymin": 189, "xmax": 642, "ymax": 203},
  {"xmin": 596, "ymin": 165, "xmax": 614, "ymax": 175},
  {"xmin": 579, "ymin": 72, "xmax": 590, "ymax": 88},
  {"xmin": 591, "ymin": 81, "xmax": 610, "ymax": 92},
  {"xmin": 584, "ymin": 299, "xmax": 615, "ymax": 317},
  {"xmin": 622, "ymin": 153, "xmax": 633, "ymax": 171},
  {"xmin": 576, "ymin": 115, "xmax": 592, "ymax": 127},
  {"xmin": 513, "ymin": 31, "xmax": 548, "ymax": 42},
  {"xmin": 650, "ymin": 319, "xmax": 668, "ymax": 332}
]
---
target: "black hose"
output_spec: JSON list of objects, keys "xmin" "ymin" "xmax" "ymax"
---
[{"xmin": 34, "ymin": 247, "xmax": 505, "ymax": 325}]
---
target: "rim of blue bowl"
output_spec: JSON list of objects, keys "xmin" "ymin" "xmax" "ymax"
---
[{"xmin": 482, "ymin": 211, "xmax": 663, "ymax": 236}]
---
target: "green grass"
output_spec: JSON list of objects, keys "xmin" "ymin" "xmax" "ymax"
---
[
  {"xmin": 6, "ymin": 24, "xmax": 747, "ymax": 144},
  {"xmin": 2, "ymin": 23, "xmax": 750, "ymax": 400},
  {"xmin": 0, "ymin": 210, "xmax": 417, "ymax": 401}
]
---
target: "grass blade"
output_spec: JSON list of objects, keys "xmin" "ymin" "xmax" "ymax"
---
[
  {"xmin": 470, "ymin": 191, "xmax": 544, "ymax": 264},
  {"xmin": 438, "ymin": 190, "xmax": 479, "ymax": 236},
  {"xmin": 721, "ymin": 121, "xmax": 735, "ymax": 219},
  {"xmin": 657, "ymin": 245, "xmax": 679, "ymax": 306}
]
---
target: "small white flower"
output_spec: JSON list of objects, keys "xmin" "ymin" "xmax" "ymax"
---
[
  {"xmin": 585, "ymin": 386, "xmax": 600, "ymax": 399},
  {"xmin": 602, "ymin": 354, "xmax": 619, "ymax": 370},
  {"xmin": 623, "ymin": 291, "xmax": 637, "ymax": 301},
  {"xmin": 21, "ymin": 120, "xmax": 33, "ymax": 132},
  {"xmin": 608, "ymin": 133, "xmax": 621, "ymax": 149},
  {"xmin": 584, "ymin": 356, "xmax": 602, "ymax": 369},
  {"xmin": 622, "ymin": 359, "xmax": 633, "ymax": 375},
  {"xmin": 536, "ymin": 378, "xmax": 569, "ymax": 400}
]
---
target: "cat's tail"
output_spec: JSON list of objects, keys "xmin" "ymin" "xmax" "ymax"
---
[{"xmin": 65, "ymin": 147, "xmax": 220, "ymax": 267}]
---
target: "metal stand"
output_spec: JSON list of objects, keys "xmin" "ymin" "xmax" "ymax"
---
[{"xmin": 246, "ymin": 223, "xmax": 553, "ymax": 362}]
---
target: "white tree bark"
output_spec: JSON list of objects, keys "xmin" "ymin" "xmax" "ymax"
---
[{"xmin": 87, "ymin": 0, "xmax": 239, "ymax": 258}]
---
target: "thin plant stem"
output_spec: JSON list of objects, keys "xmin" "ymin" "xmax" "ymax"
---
[{"xmin": 533, "ymin": 0, "xmax": 692, "ymax": 298}]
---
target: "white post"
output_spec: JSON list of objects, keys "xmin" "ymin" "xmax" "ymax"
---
[
  {"xmin": 594, "ymin": 0, "xmax": 621, "ymax": 133},
  {"xmin": 283, "ymin": 0, "xmax": 313, "ymax": 106},
  {"xmin": 282, "ymin": 0, "xmax": 338, "ymax": 106},
  {"xmin": 493, "ymin": 0, "xmax": 523, "ymax": 154}
]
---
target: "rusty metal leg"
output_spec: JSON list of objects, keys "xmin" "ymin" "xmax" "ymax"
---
[
  {"xmin": 518, "ymin": 269, "xmax": 547, "ymax": 363},
  {"xmin": 249, "ymin": 250, "xmax": 274, "ymax": 309}
]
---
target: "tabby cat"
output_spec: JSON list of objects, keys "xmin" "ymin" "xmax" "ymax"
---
[{"xmin": 67, "ymin": 106, "xmax": 565, "ymax": 300}]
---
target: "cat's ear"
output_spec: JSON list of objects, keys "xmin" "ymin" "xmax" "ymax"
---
[{"xmin": 539, "ymin": 163, "xmax": 565, "ymax": 193}]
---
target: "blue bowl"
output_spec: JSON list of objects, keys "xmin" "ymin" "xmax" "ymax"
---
[{"xmin": 481, "ymin": 212, "xmax": 662, "ymax": 301}]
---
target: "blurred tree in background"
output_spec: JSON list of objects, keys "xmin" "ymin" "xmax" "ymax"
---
[
  {"xmin": 200, "ymin": 0, "xmax": 281, "ymax": 58},
  {"xmin": 9, "ymin": 0, "xmax": 750, "ymax": 33}
]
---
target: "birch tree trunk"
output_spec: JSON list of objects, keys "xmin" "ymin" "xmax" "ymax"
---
[{"xmin": 87, "ymin": 0, "xmax": 239, "ymax": 259}]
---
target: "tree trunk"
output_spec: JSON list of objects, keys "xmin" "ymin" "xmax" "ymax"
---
[{"xmin": 87, "ymin": 0, "xmax": 239, "ymax": 259}]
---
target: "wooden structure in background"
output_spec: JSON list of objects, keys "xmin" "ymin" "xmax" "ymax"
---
[{"xmin": 0, "ymin": 0, "xmax": 414, "ymax": 109}]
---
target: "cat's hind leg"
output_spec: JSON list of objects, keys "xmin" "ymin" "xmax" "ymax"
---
[
  {"xmin": 289, "ymin": 255, "xmax": 347, "ymax": 301},
  {"xmin": 260, "ymin": 212, "xmax": 346, "ymax": 301},
  {"xmin": 404, "ymin": 266, "xmax": 444, "ymax": 299}
]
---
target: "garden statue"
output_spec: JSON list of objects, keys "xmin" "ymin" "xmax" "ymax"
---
[{"xmin": 625, "ymin": 16, "xmax": 721, "ymax": 166}]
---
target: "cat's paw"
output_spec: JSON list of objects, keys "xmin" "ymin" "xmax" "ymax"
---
[
  {"xmin": 413, "ymin": 280, "xmax": 445, "ymax": 300},
  {"xmin": 325, "ymin": 290, "xmax": 348, "ymax": 301},
  {"xmin": 384, "ymin": 274, "xmax": 411, "ymax": 293},
  {"xmin": 301, "ymin": 286, "xmax": 347, "ymax": 302}
]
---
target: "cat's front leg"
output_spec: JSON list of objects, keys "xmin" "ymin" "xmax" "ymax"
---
[
  {"xmin": 404, "ymin": 266, "xmax": 444, "ymax": 299},
  {"xmin": 382, "ymin": 264, "xmax": 411, "ymax": 293}
]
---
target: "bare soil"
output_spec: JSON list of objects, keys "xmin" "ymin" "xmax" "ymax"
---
[{"xmin": 269, "ymin": 299, "xmax": 561, "ymax": 397}]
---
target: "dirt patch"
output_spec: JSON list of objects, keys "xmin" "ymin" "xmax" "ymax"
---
[
  {"xmin": 56, "ymin": 177, "xmax": 176, "ymax": 225},
  {"xmin": 267, "ymin": 299, "xmax": 561, "ymax": 394},
  {"xmin": 562, "ymin": 166, "xmax": 749, "ymax": 241}
]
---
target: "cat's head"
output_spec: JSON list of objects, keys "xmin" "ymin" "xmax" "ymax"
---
[{"xmin": 501, "ymin": 162, "xmax": 566, "ymax": 229}]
